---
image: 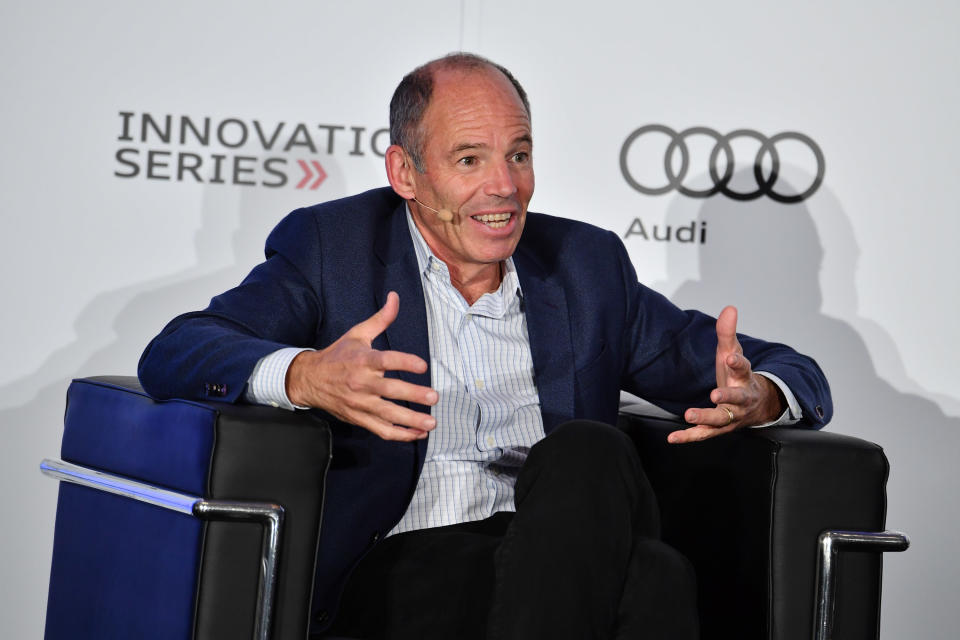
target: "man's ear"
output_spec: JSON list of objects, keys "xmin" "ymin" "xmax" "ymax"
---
[{"xmin": 385, "ymin": 144, "xmax": 416, "ymax": 200}]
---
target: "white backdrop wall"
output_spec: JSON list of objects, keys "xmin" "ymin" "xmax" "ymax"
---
[{"xmin": 2, "ymin": 1, "xmax": 957, "ymax": 637}]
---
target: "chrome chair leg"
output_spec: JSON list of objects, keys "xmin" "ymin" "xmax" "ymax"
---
[{"xmin": 813, "ymin": 529, "xmax": 909, "ymax": 640}]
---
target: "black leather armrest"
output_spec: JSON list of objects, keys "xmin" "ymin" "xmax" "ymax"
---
[
  {"xmin": 617, "ymin": 410, "xmax": 888, "ymax": 640},
  {"xmin": 182, "ymin": 384, "xmax": 333, "ymax": 640}
]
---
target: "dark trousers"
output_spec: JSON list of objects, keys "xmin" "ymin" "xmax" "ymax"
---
[{"xmin": 328, "ymin": 421, "xmax": 699, "ymax": 640}]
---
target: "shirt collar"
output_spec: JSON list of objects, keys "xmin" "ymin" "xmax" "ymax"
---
[{"xmin": 405, "ymin": 204, "xmax": 523, "ymax": 314}]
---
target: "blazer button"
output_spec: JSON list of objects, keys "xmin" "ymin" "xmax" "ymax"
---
[
  {"xmin": 203, "ymin": 383, "xmax": 227, "ymax": 397},
  {"xmin": 370, "ymin": 531, "xmax": 381, "ymax": 545},
  {"xmin": 815, "ymin": 405, "xmax": 824, "ymax": 419},
  {"xmin": 314, "ymin": 610, "xmax": 329, "ymax": 625}
]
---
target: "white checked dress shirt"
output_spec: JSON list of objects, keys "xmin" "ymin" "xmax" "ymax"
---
[{"xmin": 389, "ymin": 210, "xmax": 544, "ymax": 535}]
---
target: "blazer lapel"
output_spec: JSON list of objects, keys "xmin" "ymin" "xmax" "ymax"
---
[
  {"xmin": 374, "ymin": 202, "xmax": 432, "ymax": 465},
  {"xmin": 513, "ymin": 243, "xmax": 575, "ymax": 434},
  {"xmin": 374, "ymin": 202, "xmax": 431, "ymax": 396}
]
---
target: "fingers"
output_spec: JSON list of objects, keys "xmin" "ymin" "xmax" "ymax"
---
[
  {"xmin": 373, "ymin": 349, "xmax": 429, "ymax": 376},
  {"xmin": 668, "ymin": 406, "xmax": 739, "ymax": 444},
  {"xmin": 715, "ymin": 305, "xmax": 740, "ymax": 354},
  {"xmin": 684, "ymin": 406, "xmax": 738, "ymax": 429},
  {"xmin": 332, "ymin": 379, "xmax": 437, "ymax": 441},
  {"xmin": 715, "ymin": 306, "xmax": 752, "ymax": 393},
  {"xmin": 351, "ymin": 291, "xmax": 401, "ymax": 343},
  {"xmin": 334, "ymin": 369, "xmax": 438, "ymax": 427},
  {"xmin": 710, "ymin": 385, "xmax": 750, "ymax": 406},
  {"xmin": 348, "ymin": 410, "xmax": 433, "ymax": 442},
  {"xmin": 723, "ymin": 352, "xmax": 754, "ymax": 384},
  {"xmin": 344, "ymin": 351, "xmax": 435, "ymax": 405},
  {"xmin": 351, "ymin": 399, "xmax": 437, "ymax": 438},
  {"xmin": 313, "ymin": 378, "xmax": 438, "ymax": 441},
  {"xmin": 369, "ymin": 424, "xmax": 431, "ymax": 442},
  {"xmin": 668, "ymin": 424, "xmax": 737, "ymax": 444},
  {"xmin": 673, "ymin": 371, "xmax": 783, "ymax": 444},
  {"xmin": 374, "ymin": 375, "xmax": 438, "ymax": 408},
  {"xmin": 374, "ymin": 393, "xmax": 437, "ymax": 428}
]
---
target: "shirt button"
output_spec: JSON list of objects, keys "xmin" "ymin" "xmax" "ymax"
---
[
  {"xmin": 486, "ymin": 436, "xmax": 495, "ymax": 447},
  {"xmin": 270, "ymin": 401, "xmax": 279, "ymax": 408},
  {"xmin": 475, "ymin": 379, "xmax": 485, "ymax": 390}
]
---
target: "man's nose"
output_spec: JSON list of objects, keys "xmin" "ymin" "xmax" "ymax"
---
[{"xmin": 484, "ymin": 159, "xmax": 518, "ymax": 198}]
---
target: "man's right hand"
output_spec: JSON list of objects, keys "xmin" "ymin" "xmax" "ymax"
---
[{"xmin": 286, "ymin": 291, "xmax": 438, "ymax": 441}]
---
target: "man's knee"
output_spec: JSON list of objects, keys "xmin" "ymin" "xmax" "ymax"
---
[
  {"xmin": 531, "ymin": 419, "xmax": 637, "ymax": 465},
  {"xmin": 633, "ymin": 538, "xmax": 697, "ymax": 592},
  {"xmin": 618, "ymin": 538, "xmax": 699, "ymax": 639},
  {"xmin": 517, "ymin": 420, "xmax": 658, "ymax": 534}
]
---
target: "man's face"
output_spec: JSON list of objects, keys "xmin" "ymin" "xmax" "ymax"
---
[{"xmin": 408, "ymin": 66, "xmax": 534, "ymax": 278}]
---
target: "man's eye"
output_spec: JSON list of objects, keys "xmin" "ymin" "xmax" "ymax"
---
[
  {"xmin": 458, "ymin": 156, "xmax": 476, "ymax": 166},
  {"xmin": 512, "ymin": 152, "xmax": 530, "ymax": 163}
]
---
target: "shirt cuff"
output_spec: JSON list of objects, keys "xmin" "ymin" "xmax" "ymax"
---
[
  {"xmin": 244, "ymin": 347, "xmax": 314, "ymax": 410},
  {"xmin": 751, "ymin": 371, "xmax": 802, "ymax": 427}
]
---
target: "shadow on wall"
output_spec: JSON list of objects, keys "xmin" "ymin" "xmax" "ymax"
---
[
  {"xmin": 2, "ymin": 156, "xmax": 348, "ymax": 421},
  {"xmin": 652, "ymin": 169, "xmax": 959, "ymax": 637},
  {"xmin": 0, "ymin": 157, "xmax": 347, "ymax": 633}
]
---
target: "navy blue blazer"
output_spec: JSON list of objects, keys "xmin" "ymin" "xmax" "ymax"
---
[{"xmin": 139, "ymin": 187, "xmax": 831, "ymax": 625}]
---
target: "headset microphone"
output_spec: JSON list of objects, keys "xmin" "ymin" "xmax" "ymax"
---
[{"xmin": 412, "ymin": 198, "xmax": 455, "ymax": 223}]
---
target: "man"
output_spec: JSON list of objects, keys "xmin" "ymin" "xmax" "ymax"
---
[{"xmin": 139, "ymin": 53, "xmax": 831, "ymax": 639}]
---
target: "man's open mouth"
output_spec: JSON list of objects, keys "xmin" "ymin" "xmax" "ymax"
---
[{"xmin": 472, "ymin": 212, "xmax": 512, "ymax": 229}]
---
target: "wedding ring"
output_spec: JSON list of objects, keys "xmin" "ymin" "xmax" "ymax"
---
[{"xmin": 722, "ymin": 407, "xmax": 735, "ymax": 426}]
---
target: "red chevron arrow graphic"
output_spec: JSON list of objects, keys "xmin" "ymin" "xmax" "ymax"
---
[
  {"xmin": 296, "ymin": 159, "xmax": 328, "ymax": 190},
  {"xmin": 309, "ymin": 160, "xmax": 327, "ymax": 189},
  {"xmin": 296, "ymin": 160, "xmax": 313, "ymax": 189}
]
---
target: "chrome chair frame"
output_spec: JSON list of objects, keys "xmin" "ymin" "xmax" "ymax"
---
[
  {"xmin": 41, "ymin": 458, "xmax": 284, "ymax": 640},
  {"xmin": 813, "ymin": 529, "xmax": 909, "ymax": 640}
]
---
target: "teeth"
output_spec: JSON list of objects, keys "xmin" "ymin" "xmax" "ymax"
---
[{"xmin": 473, "ymin": 213, "xmax": 511, "ymax": 229}]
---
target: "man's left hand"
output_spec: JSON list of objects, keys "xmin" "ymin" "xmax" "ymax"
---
[{"xmin": 668, "ymin": 306, "xmax": 785, "ymax": 444}]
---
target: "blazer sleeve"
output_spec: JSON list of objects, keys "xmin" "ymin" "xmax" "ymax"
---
[
  {"xmin": 611, "ymin": 233, "xmax": 832, "ymax": 428},
  {"xmin": 137, "ymin": 208, "xmax": 325, "ymax": 403}
]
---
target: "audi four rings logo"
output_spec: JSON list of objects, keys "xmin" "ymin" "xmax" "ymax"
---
[{"xmin": 619, "ymin": 125, "xmax": 825, "ymax": 203}]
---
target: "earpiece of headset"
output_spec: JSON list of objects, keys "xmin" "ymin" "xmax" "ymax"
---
[{"xmin": 402, "ymin": 151, "xmax": 455, "ymax": 222}]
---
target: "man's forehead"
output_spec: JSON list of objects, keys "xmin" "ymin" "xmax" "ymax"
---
[
  {"xmin": 435, "ymin": 65, "xmax": 524, "ymax": 105},
  {"xmin": 425, "ymin": 67, "xmax": 530, "ymax": 137}
]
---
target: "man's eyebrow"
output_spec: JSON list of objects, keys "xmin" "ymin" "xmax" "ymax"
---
[
  {"xmin": 448, "ymin": 134, "xmax": 532, "ymax": 155},
  {"xmin": 451, "ymin": 142, "xmax": 483, "ymax": 154}
]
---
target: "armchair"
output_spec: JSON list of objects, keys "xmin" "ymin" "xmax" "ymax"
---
[{"xmin": 42, "ymin": 377, "xmax": 906, "ymax": 639}]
